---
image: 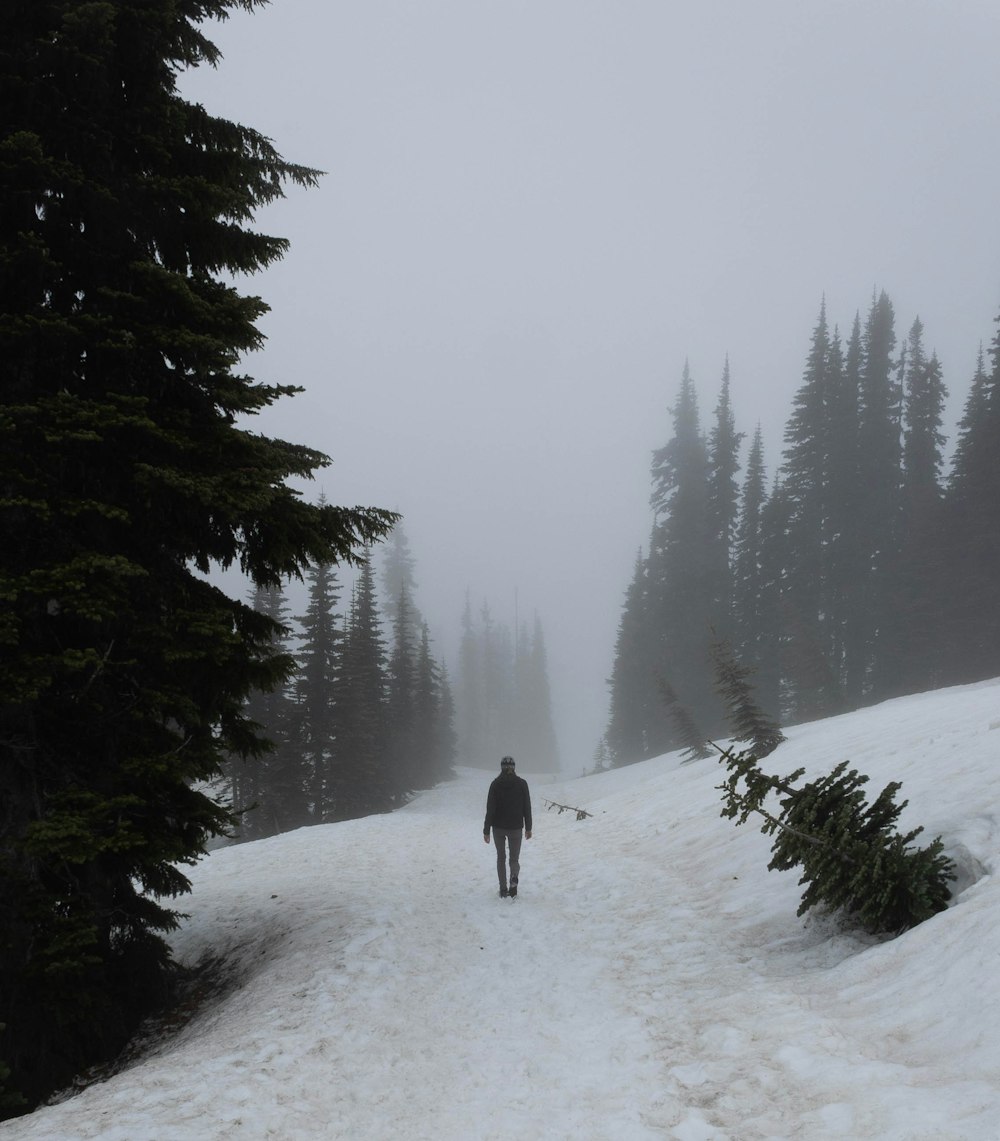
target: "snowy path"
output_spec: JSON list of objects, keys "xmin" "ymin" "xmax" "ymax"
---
[{"xmin": 5, "ymin": 683, "xmax": 1000, "ymax": 1140}]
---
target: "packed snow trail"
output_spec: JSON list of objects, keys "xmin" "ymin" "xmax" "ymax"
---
[{"xmin": 3, "ymin": 680, "xmax": 1000, "ymax": 1139}]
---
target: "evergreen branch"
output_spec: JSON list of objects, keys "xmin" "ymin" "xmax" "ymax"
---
[
  {"xmin": 543, "ymin": 798, "xmax": 592, "ymax": 820},
  {"xmin": 713, "ymin": 777, "xmax": 857, "ymax": 863}
]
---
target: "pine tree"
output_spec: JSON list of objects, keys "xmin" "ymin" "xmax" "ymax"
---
[
  {"xmin": 942, "ymin": 323, "xmax": 1000, "ymax": 681},
  {"xmin": 706, "ymin": 358, "xmax": 744, "ymax": 636},
  {"xmin": 753, "ymin": 480, "xmax": 792, "ymax": 723},
  {"xmin": 647, "ymin": 363, "xmax": 721, "ymax": 741},
  {"xmin": 855, "ymin": 290, "xmax": 902, "ymax": 700},
  {"xmin": 656, "ymin": 678, "xmax": 712, "ymax": 763},
  {"xmin": 295, "ymin": 534, "xmax": 343, "ymax": 823},
  {"xmin": 333, "ymin": 559, "xmax": 391, "ymax": 819},
  {"xmin": 711, "ymin": 637, "xmax": 785, "ymax": 758},
  {"xmin": 0, "ymin": 1, "xmax": 395, "ymax": 1109},
  {"xmin": 228, "ymin": 583, "xmax": 302, "ymax": 841},
  {"xmin": 386, "ymin": 584, "xmax": 418, "ymax": 799},
  {"xmin": 824, "ymin": 318, "xmax": 862, "ymax": 702},
  {"xmin": 778, "ymin": 301, "xmax": 844, "ymax": 720},
  {"xmin": 948, "ymin": 346, "xmax": 990, "ymax": 490},
  {"xmin": 434, "ymin": 662, "xmax": 459, "ymax": 782},
  {"xmin": 410, "ymin": 625, "xmax": 456, "ymax": 788},
  {"xmin": 606, "ymin": 550, "xmax": 663, "ymax": 765},
  {"xmin": 456, "ymin": 593, "xmax": 484, "ymax": 766},
  {"xmin": 379, "ymin": 522, "xmax": 422, "ymax": 632},
  {"xmin": 717, "ymin": 747, "xmax": 953, "ymax": 934},
  {"xmin": 882, "ymin": 320, "xmax": 949, "ymax": 695},
  {"xmin": 732, "ymin": 426, "xmax": 767, "ymax": 673}
]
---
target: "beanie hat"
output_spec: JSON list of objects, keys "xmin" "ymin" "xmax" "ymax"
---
[{"xmin": 501, "ymin": 756, "xmax": 515, "ymax": 770}]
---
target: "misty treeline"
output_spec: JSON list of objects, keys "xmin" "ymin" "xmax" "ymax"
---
[
  {"xmin": 223, "ymin": 521, "xmax": 457, "ymax": 838},
  {"xmin": 605, "ymin": 290, "xmax": 1000, "ymax": 765},
  {"xmin": 455, "ymin": 594, "xmax": 560, "ymax": 772},
  {"xmin": 231, "ymin": 522, "xmax": 561, "ymax": 838}
]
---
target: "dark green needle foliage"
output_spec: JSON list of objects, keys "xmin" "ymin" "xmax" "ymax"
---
[
  {"xmin": 717, "ymin": 747, "xmax": 954, "ymax": 935},
  {"xmin": 710, "ymin": 636, "xmax": 785, "ymax": 758},
  {"xmin": 657, "ymin": 677, "xmax": 712, "ymax": 763},
  {"xmin": 0, "ymin": 0, "xmax": 395, "ymax": 1112}
]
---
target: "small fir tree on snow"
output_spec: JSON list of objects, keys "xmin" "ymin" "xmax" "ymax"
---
[
  {"xmin": 711, "ymin": 636, "xmax": 786, "ymax": 758},
  {"xmin": 716, "ymin": 746, "xmax": 954, "ymax": 935},
  {"xmin": 657, "ymin": 677, "xmax": 713, "ymax": 762}
]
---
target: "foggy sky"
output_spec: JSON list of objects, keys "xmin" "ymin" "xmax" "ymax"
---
[{"xmin": 181, "ymin": 1, "xmax": 1000, "ymax": 768}]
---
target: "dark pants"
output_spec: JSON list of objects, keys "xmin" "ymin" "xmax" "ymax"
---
[{"xmin": 492, "ymin": 826, "xmax": 522, "ymax": 888}]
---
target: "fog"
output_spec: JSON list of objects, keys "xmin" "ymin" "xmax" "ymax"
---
[{"xmin": 181, "ymin": 1, "xmax": 1000, "ymax": 767}]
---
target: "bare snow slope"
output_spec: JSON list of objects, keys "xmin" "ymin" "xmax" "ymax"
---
[{"xmin": 3, "ymin": 679, "xmax": 1000, "ymax": 1140}]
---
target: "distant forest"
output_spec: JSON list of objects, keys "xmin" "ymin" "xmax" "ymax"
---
[
  {"xmin": 604, "ymin": 290, "xmax": 1000, "ymax": 765},
  {"xmin": 229, "ymin": 522, "xmax": 560, "ymax": 838},
  {"xmin": 454, "ymin": 593, "xmax": 560, "ymax": 772}
]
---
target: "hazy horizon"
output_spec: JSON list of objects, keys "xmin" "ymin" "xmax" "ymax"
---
[{"xmin": 182, "ymin": 0, "xmax": 1000, "ymax": 765}]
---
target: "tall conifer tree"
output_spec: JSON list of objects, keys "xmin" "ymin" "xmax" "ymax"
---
[
  {"xmin": 943, "ymin": 325, "xmax": 1000, "ymax": 680},
  {"xmin": 332, "ymin": 559, "xmax": 391, "ymax": 817},
  {"xmin": 856, "ymin": 290, "xmax": 902, "ymax": 699},
  {"xmin": 834, "ymin": 314, "xmax": 868, "ymax": 707},
  {"xmin": 229, "ymin": 583, "xmax": 303, "ymax": 840},
  {"xmin": 386, "ymin": 584, "xmax": 418, "ymax": 798},
  {"xmin": 295, "ymin": 542, "xmax": 343, "ymax": 823},
  {"xmin": 606, "ymin": 551, "xmax": 661, "ymax": 765},
  {"xmin": 707, "ymin": 358, "xmax": 744, "ymax": 638},
  {"xmin": 884, "ymin": 320, "xmax": 949, "ymax": 694},
  {"xmin": 0, "ymin": 0, "xmax": 395, "ymax": 1106},
  {"xmin": 456, "ymin": 593, "xmax": 484, "ymax": 766},
  {"xmin": 647, "ymin": 364, "xmax": 721, "ymax": 739},
  {"xmin": 732, "ymin": 427, "xmax": 768, "ymax": 675},
  {"xmin": 379, "ymin": 523, "xmax": 422, "ymax": 632},
  {"xmin": 779, "ymin": 302, "xmax": 844, "ymax": 719}
]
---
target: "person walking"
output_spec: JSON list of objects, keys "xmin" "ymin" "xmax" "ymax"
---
[{"xmin": 483, "ymin": 755, "xmax": 532, "ymax": 897}]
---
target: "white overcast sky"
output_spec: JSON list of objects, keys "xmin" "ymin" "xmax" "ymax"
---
[{"xmin": 181, "ymin": 0, "xmax": 1000, "ymax": 766}]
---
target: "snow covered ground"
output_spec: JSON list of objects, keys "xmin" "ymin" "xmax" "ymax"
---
[{"xmin": 4, "ymin": 678, "xmax": 1000, "ymax": 1140}]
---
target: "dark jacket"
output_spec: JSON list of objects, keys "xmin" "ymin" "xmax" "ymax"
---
[{"xmin": 483, "ymin": 771, "xmax": 532, "ymax": 834}]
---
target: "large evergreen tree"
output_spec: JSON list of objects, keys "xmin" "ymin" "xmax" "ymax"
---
[
  {"xmin": 731, "ymin": 426, "xmax": 767, "ymax": 676},
  {"xmin": 385, "ymin": 584, "xmax": 418, "ymax": 798},
  {"xmin": 605, "ymin": 550, "xmax": 662, "ymax": 765},
  {"xmin": 295, "ymin": 538, "xmax": 344, "ymax": 824},
  {"xmin": 778, "ymin": 302, "xmax": 845, "ymax": 720},
  {"xmin": 0, "ymin": 0, "xmax": 395, "ymax": 1109},
  {"xmin": 855, "ymin": 290, "xmax": 902, "ymax": 700},
  {"xmin": 882, "ymin": 319, "xmax": 948, "ymax": 696},
  {"xmin": 455, "ymin": 592, "xmax": 484, "ymax": 766},
  {"xmin": 824, "ymin": 317, "xmax": 863, "ymax": 702},
  {"xmin": 379, "ymin": 522, "xmax": 422, "ymax": 633},
  {"xmin": 333, "ymin": 559, "xmax": 392, "ymax": 818},
  {"xmin": 227, "ymin": 583, "xmax": 302, "ymax": 841},
  {"xmin": 943, "ymin": 322, "xmax": 1000, "ymax": 681},
  {"xmin": 647, "ymin": 363, "xmax": 721, "ymax": 740},
  {"xmin": 706, "ymin": 357, "xmax": 744, "ymax": 638},
  {"xmin": 410, "ymin": 624, "xmax": 457, "ymax": 788}
]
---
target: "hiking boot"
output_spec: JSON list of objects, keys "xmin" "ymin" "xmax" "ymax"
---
[
  {"xmin": 499, "ymin": 886, "xmax": 508, "ymax": 898},
  {"xmin": 509, "ymin": 881, "xmax": 518, "ymax": 897}
]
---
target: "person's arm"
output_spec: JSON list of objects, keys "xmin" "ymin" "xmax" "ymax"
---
[
  {"xmin": 483, "ymin": 783, "xmax": 495, "ymax": 840},
  {"xmin": 524, "ymin": 780, "xmax": 532, "ymax": 837}
]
